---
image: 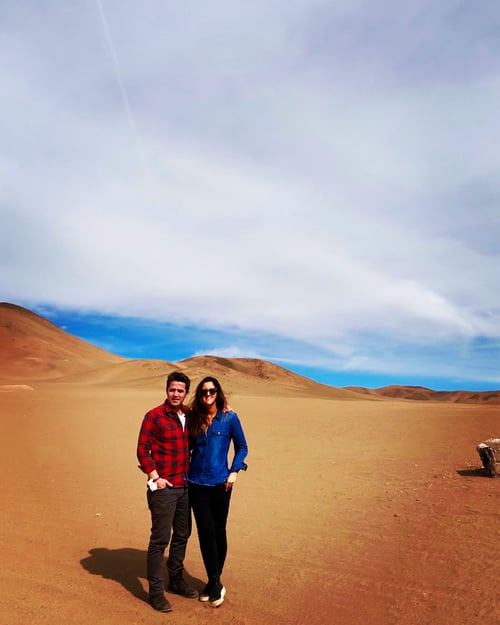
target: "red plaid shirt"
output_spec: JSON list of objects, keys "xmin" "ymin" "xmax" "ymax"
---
[{"xmin": 136, "ymin": 401, "xmax": 191, "ymax": 488}]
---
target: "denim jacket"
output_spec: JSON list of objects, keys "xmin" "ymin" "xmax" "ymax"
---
[{"xmin": 188, "ymin": 410, "xmax": 248, "ymax": 486}]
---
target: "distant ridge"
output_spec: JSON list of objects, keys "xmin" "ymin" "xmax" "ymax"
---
[
  {"xmin": 344, "ymin": 384, "xmax": 500, "ymax": 405},
  {"xmin": 177, "ymin": 355, "xmax": 362, "ymax": 399},
  {"xmin": 1, "ymin": 302, "xmax": 498, "ymax": 402}
]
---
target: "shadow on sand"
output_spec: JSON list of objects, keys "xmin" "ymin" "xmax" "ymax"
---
[
  {"xmin": 80, "ymin": 547, "xmax": 202, "ymax": 603},
  {"xmin": 456, "ymin": 468, "xmax": 488, "ymax": 477}
]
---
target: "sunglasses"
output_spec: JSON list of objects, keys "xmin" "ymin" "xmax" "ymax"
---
[{"xmin": 201, "ymin": 388, "xmax": 217, "ymax": 397}]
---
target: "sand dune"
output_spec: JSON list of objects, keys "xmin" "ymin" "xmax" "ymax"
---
[
  {"xmin": 0, "ymin": 383, "xmax": 34, "ymax": 392},
  {"xmin": 0, "ymin": 302, "xmax": 499, "ymax": 625},
  {"xmin": 0, "ymin": 302, "xmax": 125, "ymax": 381},
  {"xmin": 51, "ymin": 359, "xmax": 178, "ymax": 387}
]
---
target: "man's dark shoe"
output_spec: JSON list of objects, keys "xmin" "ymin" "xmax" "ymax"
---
[
  {"xmin": 168, "ymin": 576, "xmax": 199, "ymax": 599},
  {"xmin": 149, "ymin": 593, "xmax": 172, "ymax": 612}
]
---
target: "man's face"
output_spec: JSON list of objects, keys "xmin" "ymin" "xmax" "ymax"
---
[{"xmin": 166, "ymin": 381, "xmax": 187, "ymax": 409}]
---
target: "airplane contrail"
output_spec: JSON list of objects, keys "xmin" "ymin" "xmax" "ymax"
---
[{"xmin": 95, "ymin": 0, "xmax": 146, "ymax": 163}]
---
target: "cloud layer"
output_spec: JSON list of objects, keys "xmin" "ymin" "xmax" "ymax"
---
[{"xmin": 1, "ymin": 1, "xmax": 500, "ymax": 386}]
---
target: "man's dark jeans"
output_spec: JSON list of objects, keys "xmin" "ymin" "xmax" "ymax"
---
[
  {"xmin": 146, "ymin": 486, "xmax": 191, "ymax": 595},
  {"xmin": 188, "ymin": 482, "xmax": 232, "ymax": 580}
]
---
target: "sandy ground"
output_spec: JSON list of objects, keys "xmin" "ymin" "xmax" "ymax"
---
[{"xmin": 0, "ymin": 383, "xmax": 498, "ymax": 625}]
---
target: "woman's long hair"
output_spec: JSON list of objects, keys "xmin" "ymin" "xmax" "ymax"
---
[{"xmin": 189, "ymin": 376, "xmax": 228, "ymax": 437}]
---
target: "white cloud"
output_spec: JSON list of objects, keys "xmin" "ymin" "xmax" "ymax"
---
[{"xmin": 1, "ymin": 0, "xmax": 499, "ymax": 384}]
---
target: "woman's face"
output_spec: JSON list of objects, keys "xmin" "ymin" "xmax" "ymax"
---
[{"xmin": 200, "ymin": 381, "xmax": 218, "ymax": 409}]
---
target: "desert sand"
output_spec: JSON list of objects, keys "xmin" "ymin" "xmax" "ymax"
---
[{"xmin": 1, "ymin": 304, "xmax": 499, "ymax": 625}]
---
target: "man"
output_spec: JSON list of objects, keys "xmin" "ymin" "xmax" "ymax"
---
[{"xmin": 137, "ymin": 370, "xmax": 198, "ymax": 612}]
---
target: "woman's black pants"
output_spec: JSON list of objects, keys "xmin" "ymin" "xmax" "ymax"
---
[{"xmin": 188, "ymin": 482, "xmax": 232, "ymax": 580}]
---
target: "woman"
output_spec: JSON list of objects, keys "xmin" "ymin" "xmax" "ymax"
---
[{"xmin": 188, "ymin": 376, "xmax": 248, "ymax": 607}]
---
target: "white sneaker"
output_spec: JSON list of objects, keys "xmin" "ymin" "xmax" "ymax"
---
[
  {"xmin": 199, "ymin": 584, "xmax": 210, "ymax": 602},
  {"xmin": 210, "ymin": 585, "xmax": 226, "ymax": 608}
]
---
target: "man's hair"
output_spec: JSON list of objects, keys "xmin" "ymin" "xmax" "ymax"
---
[{"xmin": 166, "ymin": 370, "xmax": 190, "ymax": 393}]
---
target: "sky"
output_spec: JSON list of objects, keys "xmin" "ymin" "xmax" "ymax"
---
[{"xmin": 1, "ymin": 1, "xmax": 500, "ymax": 391}]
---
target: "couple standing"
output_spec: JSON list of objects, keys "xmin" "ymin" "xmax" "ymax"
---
[{"xmin": 136, "ymin": 370, "xmax": 248, "ymax": 612}]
